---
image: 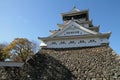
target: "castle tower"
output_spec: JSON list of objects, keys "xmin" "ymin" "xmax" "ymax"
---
[
  {"xmin": 38, "ymin": 7, "xmax": 111, "ymax": 49},
  {"xmin": 1, "ymin": 7, "xmax": 120, "ymax": 80}
]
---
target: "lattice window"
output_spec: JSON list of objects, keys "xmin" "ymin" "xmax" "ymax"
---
[
  {"xmin": 78, "ymin": 40, "xmax": 85, "ymax": 44},
  {"xmin": 69, "ymin": 41, "xmax": 76, "ymax": 44},
  {"xmin": 60, "ymin": 41, "xmax": 66, "ymax": 44},
  {"xmin": 51, "ymin": 42, "xmax": 57, "ymax": 45},
  {"xmin": 89, "ymin": 40, "xmax": 96, "ymax": 43}
]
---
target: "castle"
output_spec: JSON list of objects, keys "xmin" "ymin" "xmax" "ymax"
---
[
  {"xmin": 1, "ymin": 7, "xmax": 120, "ymax": 80},
  {"xmin": 38, "ymin": 7, "xmax": 111, "ymax": 49}
]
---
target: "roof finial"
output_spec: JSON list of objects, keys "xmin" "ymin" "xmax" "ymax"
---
[{"xmin": 71, "ymin": 6, "xmax": 80, "ymax": 12}]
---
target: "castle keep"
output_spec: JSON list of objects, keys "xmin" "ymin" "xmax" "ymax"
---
[
  {"xmin": 1, "ymin": 7, "xmax": 120, "ymax": 80},
  {"xmin": 39, "ymin": 7, "xmax": 111, "ymax": 49}
]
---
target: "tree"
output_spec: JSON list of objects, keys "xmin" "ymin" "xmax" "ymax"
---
[
  {"xmin": 0, "ymin": 43, "xmax": 9, "ymax": 61},
  {"xmin": 4, "ymin": 38, "xmax": 38, "ymax": 62}
]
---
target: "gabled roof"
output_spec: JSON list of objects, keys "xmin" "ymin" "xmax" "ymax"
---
[
  {"xmin": 57, "ymin": 20, "xmax": 72, "ymax": 28},
  {"xmin": 38, "ymin": 32, "xmax": 111, "ymax": 41},
  {"xmin": 69, "ymin": 6, "xmax": 80, "ymax": 12},
  {"xmin": 49, "ymin": 20, "xmax": 99, "ymax": 38},
  {"xmin": 61, "ymin": 7, "xmax": 88, "ymax": 16},
  {"xmin": 57, "ymin": 20, "xmax": 92, "ymax": 28}
]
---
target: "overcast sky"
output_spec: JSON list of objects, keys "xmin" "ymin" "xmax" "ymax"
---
[{"xmin": 0, "ymin": 0, "xmax": 120, "ymax": 54}]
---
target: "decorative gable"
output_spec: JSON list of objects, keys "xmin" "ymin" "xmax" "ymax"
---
[
  {"xmin": 50, "ymin": 21, "xmax": 98, "ymax": 38},
  {"xmin": 59, "ymin": 25, "xmax": 89, "ymax": 36}
]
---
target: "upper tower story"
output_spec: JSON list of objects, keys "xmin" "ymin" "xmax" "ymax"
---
[
  {"xmin": 56, "ymin": 7, "xmax": 98, "ymax": 33},
  {"xmin": 61, "ymin": 7, "xmax": 89, "ymax": 23}
]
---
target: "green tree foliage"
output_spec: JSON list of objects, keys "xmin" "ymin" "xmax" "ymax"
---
[
  {"xmin": 0, "ymin": 43, "xmax": 9, "ymax": 61},
  {"xmin": 4, "ymin": 38, "xmax": 37, "ymax": 62}
]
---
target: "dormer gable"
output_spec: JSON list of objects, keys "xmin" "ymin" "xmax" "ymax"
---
[{"xmin": 49, "ymin": 21, "xmax": 98, "ymax": 38}]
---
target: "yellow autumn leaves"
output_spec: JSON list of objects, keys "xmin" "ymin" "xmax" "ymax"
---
[{"xmin": 0, "ymin": 38, "xmax": 38, "ymax": 62}]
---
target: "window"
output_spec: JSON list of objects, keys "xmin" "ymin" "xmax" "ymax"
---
[
  {"xmin": 89, "ymin": 40, "xmax": 96, "ymax": 43},
  {"xmin": 60, "ymin": 41, "xmax": 66, "ymax": 44},
  {"xmin": 80, "ymin": 40, "xmax": 85, "ymax": 43},
  {"xmin": 78, "ymin": 40, "xmax": 85, "ymax": 43},
  {"xmin": 75, "ymin": 31, "xmax": 79, "ymax": 34},
  {"xmin": 66, "ymin": 32, "xmax": 70, "ymax": 34},
  {"xmin": 66, "ymin": 31, "xmax": 79, "ymax": 34},
  {"xmin": 69, "ymin": 41, "xmax": 75, "ymax": 44},
  {"xmin": 51, "ymin": 42, "xmax": 57, "ymax": 45}
]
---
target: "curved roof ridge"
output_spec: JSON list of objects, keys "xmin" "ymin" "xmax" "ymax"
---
[{"xmin": 70, "ymin": 6, "xmax": 80, "ymax": 12}]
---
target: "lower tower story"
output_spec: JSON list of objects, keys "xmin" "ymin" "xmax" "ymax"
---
[{"xmin": 40, "ymin": 37, "xmax": 109, "ymax": 49}]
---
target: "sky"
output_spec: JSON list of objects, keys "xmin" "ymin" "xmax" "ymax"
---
[{"xmin": 0, "ymin": 0, "xmax": 120, "ymax": 54}]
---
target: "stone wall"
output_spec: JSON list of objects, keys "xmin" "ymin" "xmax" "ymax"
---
[
  {"xmin": 40, "ymin": 46, "xmax": 120, "ymax": 80},
  {"xmin": 0, "ymin": 46, "xmax": 120, "ymax": 80}
]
